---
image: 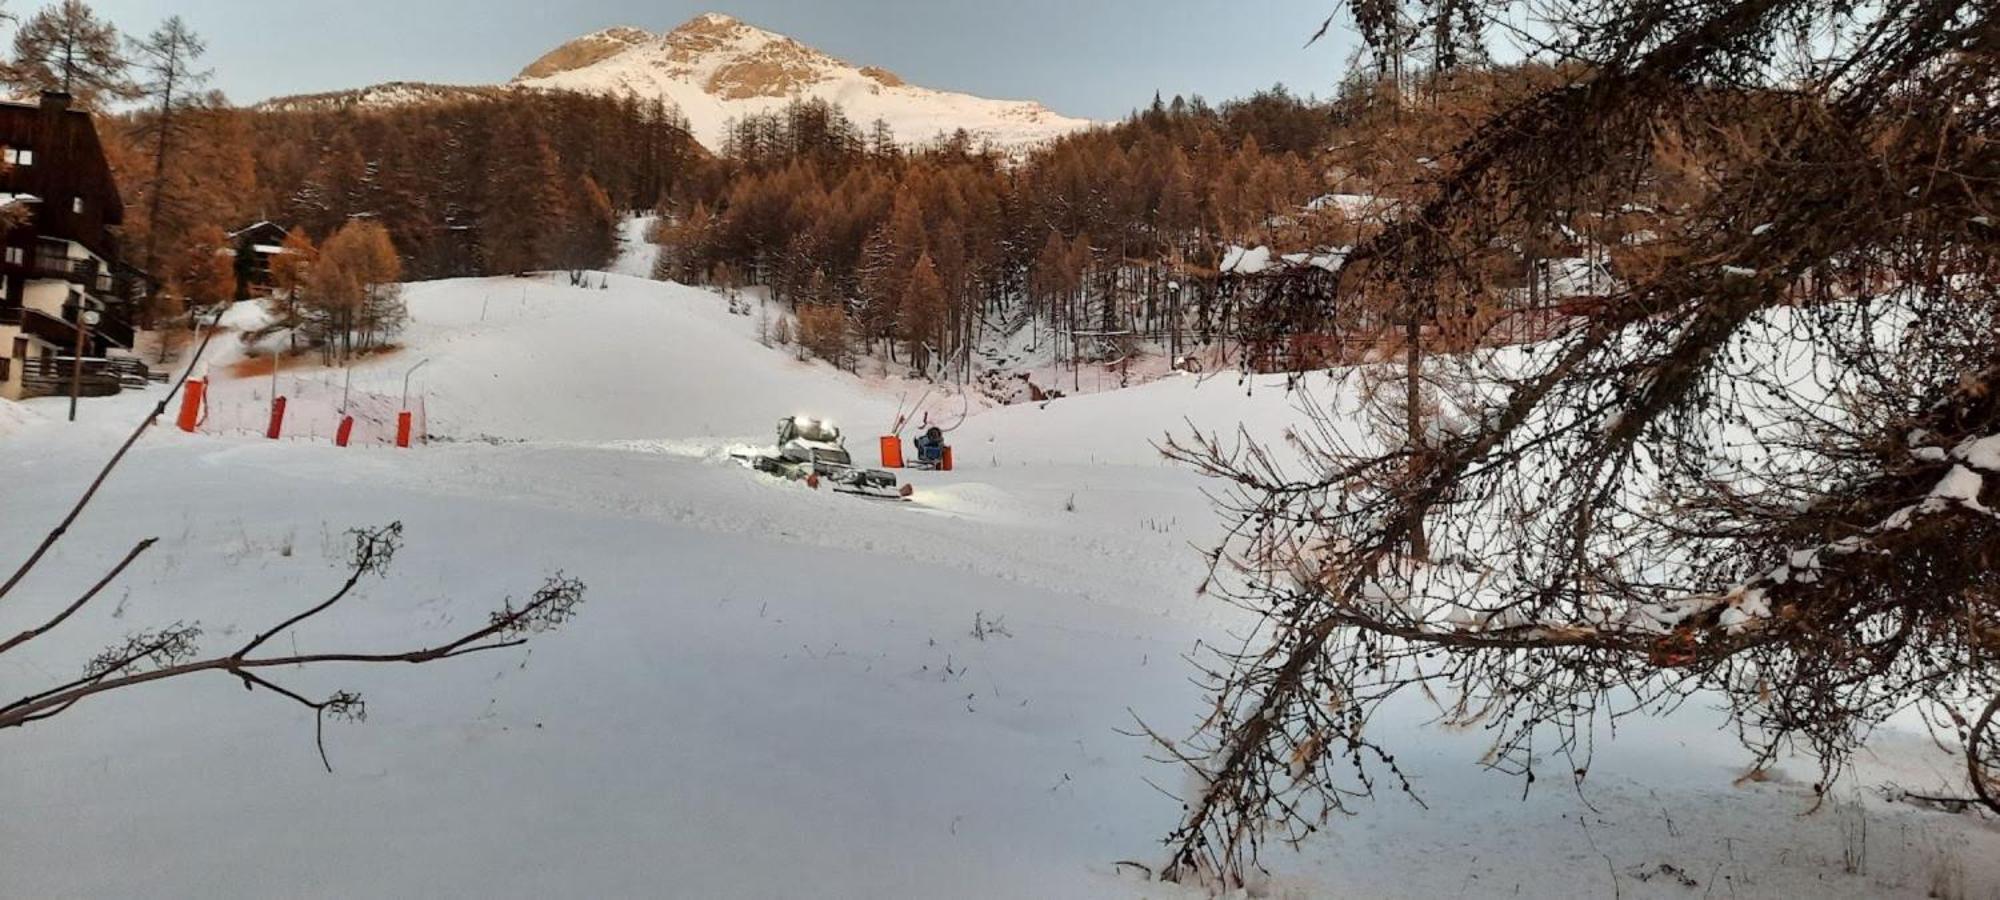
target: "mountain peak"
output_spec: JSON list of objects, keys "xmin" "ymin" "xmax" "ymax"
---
[
  {"xmin": 674, "ymin": 12, "xmax": 744, "ymax": 32},
  {"xmin": 512, "ymin": 17, "xmax": 1093, "ymax": 152},
  {"xmin": 516, "ymin": 26, "xmax": 655, "ymax": 80}
]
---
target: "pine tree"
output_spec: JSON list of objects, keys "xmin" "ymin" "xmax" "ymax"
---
[{"xmin": 6, "ymin": 1, "xmax": 136, "ymax": 110}]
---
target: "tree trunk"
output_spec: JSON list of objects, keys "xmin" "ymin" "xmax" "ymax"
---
[{"xmin": 1405, "ymin": 310, "xmax": 1429, "ymax": 561}]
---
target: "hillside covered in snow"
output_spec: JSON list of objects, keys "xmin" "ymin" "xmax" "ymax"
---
[
  {"xmin": 262, "ymin": 13, "xmax": 1096, "ymax": 155},
  {"xmin": 513, "ymin": 13, "xmax": 1095, "ymax": 152}
]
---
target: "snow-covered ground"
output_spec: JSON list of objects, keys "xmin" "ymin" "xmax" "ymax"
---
[{"xmin": 2, "ymin": 269, "xmax": 1997, "ymax": 898}]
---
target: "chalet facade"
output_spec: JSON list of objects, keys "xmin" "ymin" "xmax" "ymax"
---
[
  {"xmin": 227, "ymin": 220, "xmax": 293, "ymax": 300},
  {"xmin": 0, "ymin": 91, "xmax": 149, "ymax": 401}
]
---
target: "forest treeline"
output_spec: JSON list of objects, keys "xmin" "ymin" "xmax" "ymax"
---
[
  {"xmin": 649, "ymin": 65, "xmax": 1611, "ymax": 379},
  {"xmin": 652, "ymin": 89, "xmax": 1337, "ymax": 377},
  {"xmin": 117, "ymin": 89, "xmax": 703, "ymax": 290}
]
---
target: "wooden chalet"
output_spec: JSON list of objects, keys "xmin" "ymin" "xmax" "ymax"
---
[
  {"xmin": 227, "ymin": 220, "xmax": 294, "ymax": 299},
  {"xmin": 0, "ymin": 91, "xmax": 153, "ymax": 400}
]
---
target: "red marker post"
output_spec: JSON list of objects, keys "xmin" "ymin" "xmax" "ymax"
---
[{"xmin": 176, "ymin": 379, "xmax": 205, "ymax": 433}]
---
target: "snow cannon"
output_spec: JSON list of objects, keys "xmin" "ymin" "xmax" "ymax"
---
[
  {"xmin": 888, "ymin": 392, "xmax": 966, "ymax": 473},
  {"xmin": 911, "ymin": 426, "xmax": 953, "ymax": 472}
]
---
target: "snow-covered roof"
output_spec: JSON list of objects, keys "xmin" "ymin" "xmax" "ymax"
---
[
  {"xmin": 1223, "ymin": 245, "xmax": 1347, "ymax": 276},
  {"xmin": 227, "ymin": 221, "xmax": 289, "ymax": 241},
  {"xmin": 1220, "ymin": 245, "xmax": 1273, "ymax": 275}
]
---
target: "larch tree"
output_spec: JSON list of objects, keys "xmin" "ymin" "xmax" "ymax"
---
[
  {"xmin": 265, "ymin": 227, "xmax": 317, "ymax": 352},
  {"xmin": 307, "ymin": 220, "xmax": 403, "ymax": 363},
  {"xmin": 899, "ymin": 250, "xmax": 946, "ymax": 375},
  {"xmin": 1153, "ymin": 0, "xmax": 2000, "ymax": 888},
  {"xmin": 170, "ymin": 223, "xmax": 235, "ymax": 310},
  {"xmin": 857, "ymin": 191, "xmax": 925, "ymax": 356},
  {"xmin": 129, "ymin": 16, "xmax": 211, "ymax": 281},
  {"xmin": 481, "ymin": 119, "xmax": 569, "ymax": 275},
  {"xmin": 118, "ymin": 105, "xmax": 255, "ymax": 326},
  {"xmin": 5, "ymin": 0, "xmax": 135, "ymax": 111},
  {"xmin": 558, "ymin": 174, "xmax": 616, "ymax": 274}
]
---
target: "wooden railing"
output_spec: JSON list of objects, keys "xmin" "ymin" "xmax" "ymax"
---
[
  {"xmin": 14, "ymin": 356, "xmax": 160, "ymax": 398},
  {"xmin": 25, "ymin": 245, "xmax": 148, "ymax": 304},
  {"xmin": 32, "ymin": 252, "xmax": 116, "ymax": 294}
]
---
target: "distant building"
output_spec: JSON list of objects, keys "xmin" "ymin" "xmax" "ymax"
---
[
  {"xmin": 227, "ymin": 220, "xmax": 294, "ymax": 299},
  {"xmin": 0, "ymin": 91, "xmax": 151, "ymax": 401}
]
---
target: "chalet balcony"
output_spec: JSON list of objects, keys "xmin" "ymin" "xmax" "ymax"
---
[
  {"xmin": 32, "ymin": 250, "xmax": 114, "ymax": 294},
  {"xmin": 0, "ymin": 305, "xmax": 81, "ymax": 346},
  {"xmin": 27, "ymin": 240, "xmax": 148, "ymax": 305},
  {"xmin": 0, "ymin": 303, "xmax": 135, "ymax": 352}
]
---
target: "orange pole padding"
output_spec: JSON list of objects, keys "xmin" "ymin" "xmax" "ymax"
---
[
  {"xmin": 335, "ymin": 415, "xmax": 355, "ymax": 448},
  {"xmin": 941, "ymin": 446, "xmax": 954, "ymax": 472},
  {"xmin": 879, "ymin": 435, "xmax": 904, "ymax": 469},
  {"xmin": 176, "ymin": 379, "xmax": 205, "ymax": 433},
  {"xmin": 396, "ymin": 411, "xmax": 414, "ymax": 448},
  {"xmin": 266, "ymin": 396, "xmax": 287, "ymax": 440}
]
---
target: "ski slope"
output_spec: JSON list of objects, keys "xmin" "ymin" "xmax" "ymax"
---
[{"xmin": 1, "ymin": 268, "xmax": 1996, "ymax": 898}]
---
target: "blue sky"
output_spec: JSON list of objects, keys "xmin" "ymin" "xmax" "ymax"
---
[{"xmin": 85, "ymin": 0, "xmax": 1359, "ymax": 118}]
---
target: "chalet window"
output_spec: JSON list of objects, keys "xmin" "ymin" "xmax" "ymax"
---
[
  {"xmin": 3, "ymin": 247, "xmax": 21, "ymax": 266},
  {"xmin": 71, "ymin": 196, "xmax": 83, "ymax": 214},
  {"xmin": 3, "ymin": 148, "xmax": 31, "ymax": 166}
]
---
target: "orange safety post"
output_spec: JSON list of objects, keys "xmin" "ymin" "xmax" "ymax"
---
[
  {"xmin": 396, "ymin": 411, "xmax": 414, "ymax": 448},
  {"xmin": 879, "ymin": 435, "xmax": 904, "ymax": 469},
  {"xmin": 335, "ymin": 415, "xmax": 355, "ymax": 448},
  {"xmin": 266, "ymin": 396, "xmax": 287, "ymax": 440},
  {"xmin": 176, "ymin": 378, "xmax": 205, "ymax": 433},
  {"xmin": 941, "ymin": 446, "xmax": 955, "ymax": 472}
]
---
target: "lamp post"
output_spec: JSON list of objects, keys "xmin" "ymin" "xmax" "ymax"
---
[
  {"xmin": 396, "ymin": 358, "xmax": 431, "ymax": 449},
  {"xmin": 401, "ymin": 357, "xmax": 431, "ymax": 410},
  {"xmin": 66, "ymin": 303, "xmax": 98, "ymax": 423}
]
